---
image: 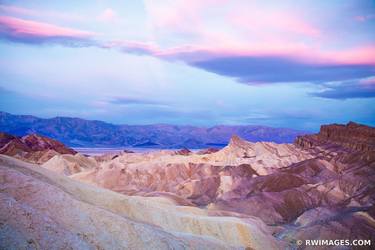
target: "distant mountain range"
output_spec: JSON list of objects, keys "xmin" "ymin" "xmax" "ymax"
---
[{"xmin": 0, "ymin": 111, "xmax": 308, "ymax": 148}]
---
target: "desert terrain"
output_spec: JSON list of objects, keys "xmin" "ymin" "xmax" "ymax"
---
[{"xmin": 1, "ymin": 121, "xmax": 374, "ymax": 249}]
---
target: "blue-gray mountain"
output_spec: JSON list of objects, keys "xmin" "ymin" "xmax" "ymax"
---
[{"xmin": 0, "ymin": 111, "xmax": 308, "ymax": 148}]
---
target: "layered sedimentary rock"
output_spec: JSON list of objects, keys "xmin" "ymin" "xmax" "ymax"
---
[
  {"xmin": 286, "ymin": 122, "xmax": 375, "ymax": 247},
  {"xmin": 67, "ymin": 136, "xmax": 311, "ymax": 206},
  {"xmin": 295, "ymin": 121, "xmax": 375, "ymax": 154},
  {"xmin": 21, "ymin": 134, "xmax": 77, "ymax": 154},
  {"xmin": 0, "ymin": 134, "xmax": 30, "ymax": 156},
  {"xmin": 0, "ymin": 133, "xmax": 76, "ymax": 164},
  {"xmin": 209, "ymin": 135, "xmax": 312, "ymax": 174},
  {"xmin": 0, "ymin": 155, "xmax": 281, "ymax": 249},
  {"xmin": 69, "ymin": 122, "xmax": 375, "ymax": 249},
  {"xmin": 1, "ymin": 122, "xmax": 375, "ymax": 249}
]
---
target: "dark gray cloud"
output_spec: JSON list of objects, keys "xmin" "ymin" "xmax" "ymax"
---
[
  {"xmin": 311, "ymin": 81, "xmax": 375, "ymax": 99},
  {"xmin": 191, "ymin": 56, "xmax": 375, "ymax": 84}
]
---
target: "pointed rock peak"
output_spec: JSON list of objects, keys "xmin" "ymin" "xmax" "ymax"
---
[
  {"xmin": 21, "ymin": 133, "xmax": 44, "ymax": 142},
  {"xmin": 229, "ymin": 135, "xmax": 242, "ymax": 143},
  {"xmin": 23, "ymin": 133, "xmax": 60, "ymax": 144},
  {"xmin": 22, "ymin": 133, "xmax": 47, "ymax": 144},
  {"xmin": 347, "ymin": 121, "xmax": 360, "ymax": 128},
  {"xmin": 228, "ymin": 135, "xmax": 250, "ymax": 148},
  {"xmin": 175, "ymin": 147, "xmax": 191, "ymax": 156},
  {"xmin": 20, "ymin": 133, "xmax": 77, "ymax": 155}
]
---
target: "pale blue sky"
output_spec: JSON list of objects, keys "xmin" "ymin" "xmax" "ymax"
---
[{"xmin": 0, "ymin": 0, "xmax": 374, "ymax": 130}]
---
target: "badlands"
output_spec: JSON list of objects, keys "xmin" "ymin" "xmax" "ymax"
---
[{"xmin": 1, "ymin": 121, "xmax": 375, "ymax": 249}]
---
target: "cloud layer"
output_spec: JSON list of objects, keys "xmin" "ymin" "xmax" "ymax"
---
[
  {"xmin": 1, "ymin": 12, "xmax": 375, "ymax": 101},
  {"xmin": 0, "ymin": 16, "xmax": 94, "ymax": 46},
  {"xmin": 192, "ymin": 56, "xmax": 375, "ymax": 84},
  {"xmin": 311, "ymin": 80, "xmax": 375, "ymax": 99},
  {"xmin": 0, "ymin": 1, "xmax": 374, "ymax": 104}
]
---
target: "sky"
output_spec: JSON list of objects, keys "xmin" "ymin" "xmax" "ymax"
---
[{"xmin": 0, "ymin": 0, "xmax": 374, "ymax": 131}]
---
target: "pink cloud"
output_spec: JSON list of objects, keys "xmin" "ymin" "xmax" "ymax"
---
[
  {"xmin": 1, "ymin": 6, "xmax": 373, "ymax": 68},
  {"xmin": 323, "ymin": 46, "xmax": 375, "ymax": 65},
  {"xmin": 105, "ymin": 38, "xmax": 375, "ymax": 67},
  {"xmin": 144, "ymin": 0, "xmax": 321, "ymax": 52},
  {"xmin": 231, "ymin": 10, "xmax": 321, "ymax": 38},
  {"xmin": 143, "ymin": 0, "xmax": 231, "ymax": 43},
  {"xmin": 0, "ymin": 16, "xmax": 94, "ymax": 44}
]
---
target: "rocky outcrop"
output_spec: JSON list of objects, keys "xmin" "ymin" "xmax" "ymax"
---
[
  {"xmin": 294, "ymin": 122, "xmax": 375, "ymax": 207},
  {"xmin": 295, "ymin": 121, "xmax": 375, "ymax": 153},
  {"xmin": 209, "ymin": 135, "xmax": 313, "ymax": 175},
  {"xmin": 0, "ymin": 136, "xmax": 30, "ymax": 156},
  {"xmin": 0, "ymin": 132, "xmax": 76, "ymax": 164},
  {"xmin": 21, "ymin": 134, "xmax": 77, "ymax": 155}
]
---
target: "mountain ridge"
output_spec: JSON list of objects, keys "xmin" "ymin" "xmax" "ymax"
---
[{"xmin": 0, "ymin": 111, "xmax": 308, "ymax": 148}]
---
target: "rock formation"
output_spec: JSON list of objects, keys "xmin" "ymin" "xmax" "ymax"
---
[
  {"xmin": 64, "ymin": 135, "xmax": 311, "ymax": 207},
  {"xmin": 1, "ymin": 121, "xmax": 375, "ymax": 249},
  {"xmin": 295, "ymin": 121, "xmax": 375, "ymax": 152},
  {"xmin": 0, "ymin": 132, "xmax": 76, "ymax": 164},
  {"xmin": 21, "ymin": 134, "xmax": 77, "ymax": 154}
]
